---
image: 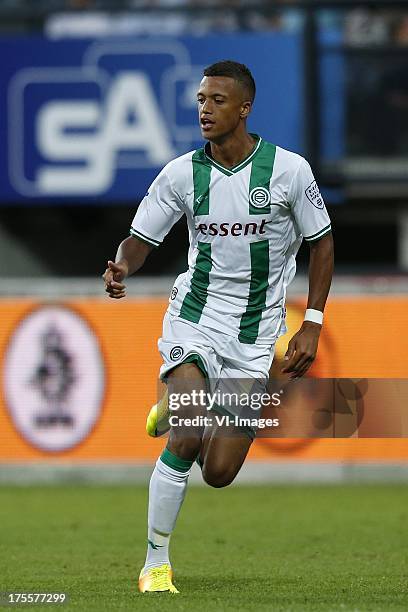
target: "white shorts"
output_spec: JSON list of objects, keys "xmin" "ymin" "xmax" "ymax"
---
[
  {"xmin": 158, "ymin": 313, "xmax": 276, "ymax": 437},
  {"xmin": 159, "ymin": 312, "xmax": 274, "ymax": 381}
]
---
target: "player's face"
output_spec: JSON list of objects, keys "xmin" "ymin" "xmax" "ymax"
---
[{"xmin": 197, "ymin": 76, "xmax": 251, "ymax": 142}]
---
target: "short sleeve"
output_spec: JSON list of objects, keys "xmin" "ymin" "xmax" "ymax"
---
[
  {"xmin": 130, "ymin": 167, "xmax": 184, "ymax": 248},
  {"xmin": 288, "ymin": 159, "xmax": 331, "ymax": 242}
]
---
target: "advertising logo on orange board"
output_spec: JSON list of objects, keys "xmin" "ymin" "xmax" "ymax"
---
[{"xmin": 3, "ymin": 304, "xmax": 105, "ymax": 452}]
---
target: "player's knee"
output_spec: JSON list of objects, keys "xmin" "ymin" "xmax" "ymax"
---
[{"xmin": 202, "ymin": 463, "xmax": 237, "ymax": 488}]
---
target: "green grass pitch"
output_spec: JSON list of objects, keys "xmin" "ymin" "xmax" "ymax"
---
[{"xmin": 1, "ymin": 484, "xmax": 408, "ymax": 611}]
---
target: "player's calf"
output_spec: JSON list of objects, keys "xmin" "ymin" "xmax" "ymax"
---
[{"xmin": 200, "ymin": 431, "xmax": 253, "ymax": 488}]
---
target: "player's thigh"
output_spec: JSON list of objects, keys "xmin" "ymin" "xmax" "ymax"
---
[
  {"xmin": 200, "ymin": 343, "xmax": 273, "ymax": 487},
  {"xmin": 166, "ymin": 363, "xmax": 207, "ymax": 461},
  {"xmin": 159, "ymin": 314, "xmax": 221, "ymax": 460}
]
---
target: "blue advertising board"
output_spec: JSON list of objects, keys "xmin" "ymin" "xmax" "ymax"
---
[
  {"xmin": 0, "ymin": 33, "xmax": 305, "ymax": 203},
  {"xmin": 0, "ymin": 32, "xmax": 345, "ymax": 204}
]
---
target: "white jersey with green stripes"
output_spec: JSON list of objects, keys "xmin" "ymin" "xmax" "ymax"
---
[{"xmin": 131, "ymin": 135, "xmax": 331, "ymax": 345}]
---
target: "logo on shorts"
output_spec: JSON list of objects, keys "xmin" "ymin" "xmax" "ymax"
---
[
  {"xmin": 305, "ymin": 181, "xmax": 324, "ymax": 209},
  {"xmin": 249, "ymin": 187, "xmax": 271, "ymax": 208},
  {"xmin": 170, "ymin": 287, "xmax": 178, "ymax": 300},
  {"xmin": 170, "ymin": 346, "xmax": 184, "ymax": 361}
]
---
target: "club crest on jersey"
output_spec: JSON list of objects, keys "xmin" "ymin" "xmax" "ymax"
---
[{"xmin": 249, "ymin": 187, "xmax": 271, "ymax": 208}]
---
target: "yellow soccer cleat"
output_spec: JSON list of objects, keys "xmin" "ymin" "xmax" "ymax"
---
[
  {"xmin": 138, "ymin": 564, "xmax": 179, "ymax": 593},
  {"xmin": 146, "ymin": 390, "xmax": 170, "ymax": 437}
]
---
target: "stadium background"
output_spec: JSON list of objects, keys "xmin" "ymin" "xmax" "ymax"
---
[
  {"xmin": 1, "ymin": 0, "xmax": 408, "ymax": 480},
  {"xmin": 1, "ymin": 3, "xmax": 408, "ymax": 608}
]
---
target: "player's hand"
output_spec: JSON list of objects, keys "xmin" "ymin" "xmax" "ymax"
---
[
  {"xmin": 103, "ymin": 260, "xmax": 128, "ymax": 299},
  {"xmin": 281, "ymin": 321, "xmax": 321, "ymax": 379}
]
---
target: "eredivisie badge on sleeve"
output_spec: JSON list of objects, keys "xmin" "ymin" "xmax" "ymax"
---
[
  {"xmin": 3, "ymin": 304, "xmax": 105, "ymax": 452},
  {"xmin": 305, "ymin": 180, "xmax": 324, "ymax": 209}
]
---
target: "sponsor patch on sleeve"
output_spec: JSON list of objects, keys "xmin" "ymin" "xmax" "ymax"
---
[{"xmin": 305, "ymin": 181, "xmax": 324, "ymax": 209}]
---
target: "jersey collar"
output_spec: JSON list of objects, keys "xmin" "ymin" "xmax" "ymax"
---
[{"xmin": 203, "ymin": 134, "xmax": 264, "ymax": 176}]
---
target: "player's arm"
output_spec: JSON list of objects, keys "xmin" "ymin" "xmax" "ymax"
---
[
  {"xmin": 103, "ymin": 236, "xmax": 153, "ymax": 299},
  {"xmin": 102, "ymin": 164, "xmax": 184, "ymax": 299},
  {"xmin": 307, "ymin": 231, "xmax": 334, "ymax": 313},
  {"xmin": 282, "ymin": 232, "xmax": 334, "ymax": 378},
  {"xmin": 282, "ymin": 157, "xmax": 334, "ymax": 378}
]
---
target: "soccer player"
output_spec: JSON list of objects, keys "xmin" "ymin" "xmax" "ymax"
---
[{"xmin": 103, "ymin": 60, "xmax": 334, "ymax": 593}]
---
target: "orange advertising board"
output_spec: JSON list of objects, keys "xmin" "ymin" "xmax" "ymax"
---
[{"xmin": 0, "ymin": 297, "xmax": 407, "ymax": 463}]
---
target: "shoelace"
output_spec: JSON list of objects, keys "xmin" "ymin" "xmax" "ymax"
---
[{"xmin": 150, "ymin": 566, "xmax": 172, "ymax": 591}]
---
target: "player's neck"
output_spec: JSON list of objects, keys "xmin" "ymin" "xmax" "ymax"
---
[{"xmin": 208, "ymin": 131, "xmax": 257, "ymax": 170}]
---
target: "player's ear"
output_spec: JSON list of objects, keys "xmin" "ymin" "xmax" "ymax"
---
[{"xmin": 240, "ymin": 101, "xmax": 252, "ymax": 120}]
